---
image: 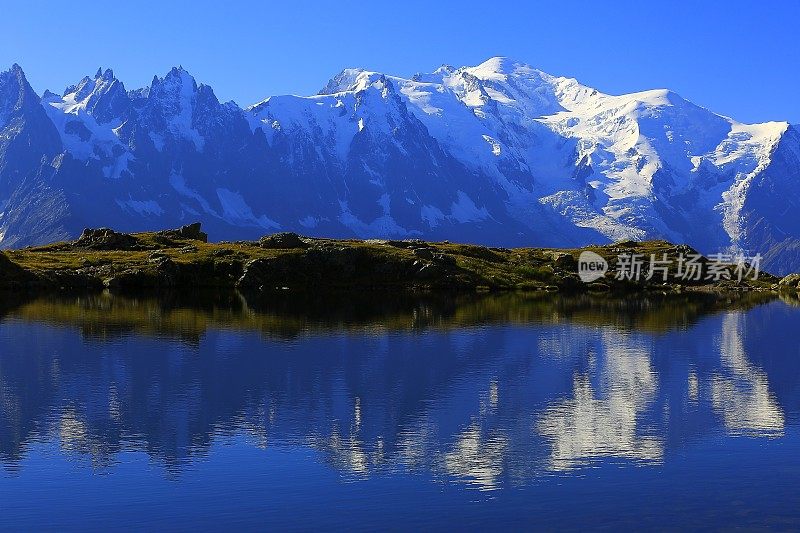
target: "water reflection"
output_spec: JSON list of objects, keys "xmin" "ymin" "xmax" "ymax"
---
[
  {"xmin": 537, "ymin": 334, "xmax": 663, "ymax": 471},
  {"xmin": 0, "ymin": 290, "xmax": 797, "ymax": 489},
  {"xmin": 711, "ymin": 313, "xmax": 784, "ymax": 436}
]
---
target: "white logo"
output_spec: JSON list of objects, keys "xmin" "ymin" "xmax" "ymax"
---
[{"xmin": 578, "ymin": 251, "xmax": 609, "ymax": 283}]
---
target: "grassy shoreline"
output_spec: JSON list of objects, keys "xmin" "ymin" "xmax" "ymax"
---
[{"xmin": 0, "ymin": 225, "xmax": 789, "ymax": 295}]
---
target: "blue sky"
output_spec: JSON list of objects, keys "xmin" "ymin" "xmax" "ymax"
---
[{"xmin": 2, "ymin": 0, "xmax": 798, "ymax": 123}]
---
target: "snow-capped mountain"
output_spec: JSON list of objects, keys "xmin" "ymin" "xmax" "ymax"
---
[{"xmin": 2, "ymin": 58, "xmax": 800, "ymax": 273}]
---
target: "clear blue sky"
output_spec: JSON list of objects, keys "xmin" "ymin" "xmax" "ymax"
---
[{"xmin": 2, "ymin": 0, "xmax": 798, "ymax": 123}]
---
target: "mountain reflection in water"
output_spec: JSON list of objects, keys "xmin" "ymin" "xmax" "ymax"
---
[{"xmin": 1, "ymin": 290, "xmax": 800, "ymax": 528}]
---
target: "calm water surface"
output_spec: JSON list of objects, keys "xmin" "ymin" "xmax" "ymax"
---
[{"xmin": 1, "ymin": 291, "xmax": 800, "ymax": 531}]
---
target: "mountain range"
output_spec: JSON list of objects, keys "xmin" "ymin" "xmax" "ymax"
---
[{"xmin": 2, "ymin": 57, "xmax": 799, "ymax": 273}]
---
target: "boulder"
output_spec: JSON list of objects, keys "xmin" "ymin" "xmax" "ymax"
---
[
  {"xmin": 552, "ymin": 252, "xmax": 577, "ymax": 270},
  {"xmin": 157, "ymin": 222, "xmax": 208, "ymax": 243},
  {"xmin": 260, "ymin": 232, "xmax": 308, "ymax": 249},
  {"xmin": 76, "ymin": 228, "xmax": 139, "ymax": 250},
  {"xmin": 177, "ymin": 223, "xmax": 208, "ymax": 242}
]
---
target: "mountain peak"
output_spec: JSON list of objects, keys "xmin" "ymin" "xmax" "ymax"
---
[
  {"xmin": 2, "ymin": 63, "xmax": 29, "ymax": 86},
  {"xmin": 94, "ymin": 67, "xmax": 115, "ymax": 81},
  {"xmin": 48, "ymin": 68, "xmax": 129, "ymax": 127},
  {"xmin": 152, "ymin": 66, "xmax": 198, "ymax": 92},
  {"xmin": 0, "ymin": 62, "xmax": 61, "ymax": 152},
  {"xmin": 319, "ymin": 68, "xmax": 369, "ymax": 95},
  {"xmin": 67, "ymin": 69, "xmax": 122, "ymax": 102},
  {"xmin": 146, "ymin": 67, "xmax": 199, "ymax": 109},
  {"xmin": 434, "ymin": 64, "xmax": 456, "ymax": 75},
  {"xmin": 1, "ymin": 63, "xmax": 40, "ymax": 118},
  {"xmin": 470, "ymin": 56, "xmax": 529, "ymax": 77},
  {"xmin": 141, "ymin": 66, "xmax": 206, "ymax": 150}
]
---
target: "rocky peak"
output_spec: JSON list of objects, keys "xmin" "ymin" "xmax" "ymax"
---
[
  {"xmin": 140, "ymin": 66, "xmax": 206, "ymax": 150},
  {"xmin": 0, "ymin": 64, "xmax": 42, "ymax": 125},
  {"xmin": 52, "ymin": 67, "xmax": 131, "ymax": 126}
]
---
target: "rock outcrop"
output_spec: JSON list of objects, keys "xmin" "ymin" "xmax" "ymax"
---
[
  {"xmin": 157, "ymin": 223, "xmax": 208, "ymax": 243},
  {"xmin": 76, "ymin": 228, "xmax": 139, "ymax": 250},
  {"xmin": 259, "ymin": 232, "xmax": 308, "ymax": 250}
]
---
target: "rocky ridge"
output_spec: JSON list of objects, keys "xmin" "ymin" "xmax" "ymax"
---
[{"xmin": 0, "ymin": 224, "xmax": 791, "ymax": 295}]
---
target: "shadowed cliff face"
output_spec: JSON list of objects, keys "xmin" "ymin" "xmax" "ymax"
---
[{"xmin": 0, "ymin": 290, "xmax": 795, "ymax": 479}]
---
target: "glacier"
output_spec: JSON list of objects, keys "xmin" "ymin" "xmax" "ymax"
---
[{"xmin": 1, "ymin": 57, "xmax": 800, "ymax": 273}]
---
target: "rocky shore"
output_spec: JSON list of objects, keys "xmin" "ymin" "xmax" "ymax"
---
[{"xmin": 0, "ymin": 224, "xmax": 795, "ymax": 295}]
